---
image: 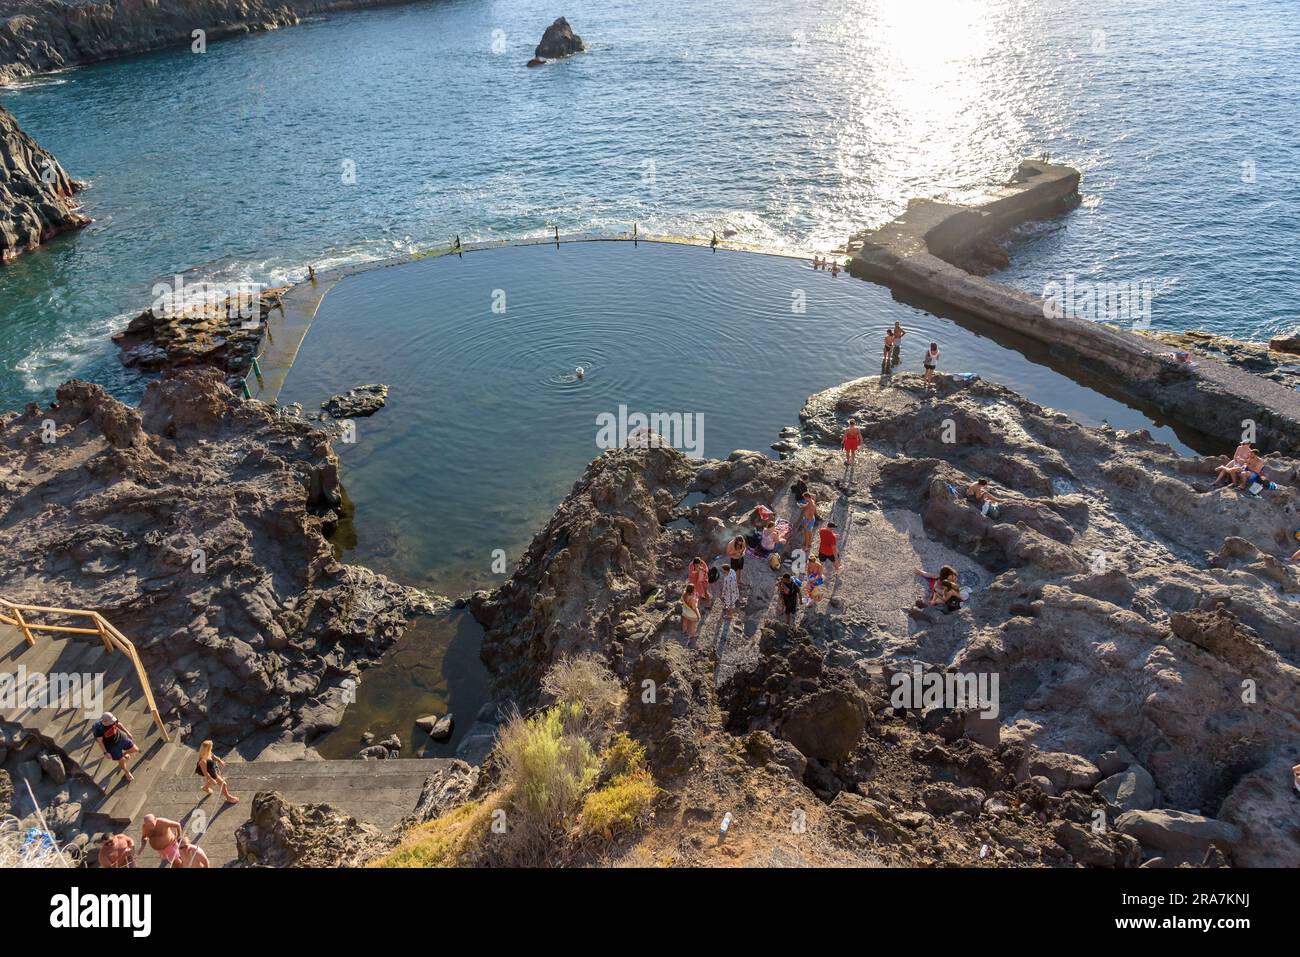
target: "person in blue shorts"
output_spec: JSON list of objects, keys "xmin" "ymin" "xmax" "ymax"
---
[{"xmin": 92, "ymin": 711, "xmax": 139, "ymax": 782}]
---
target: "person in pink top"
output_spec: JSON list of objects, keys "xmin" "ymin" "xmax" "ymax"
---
[{"xmin": 688, "ymin": 556, "xmax": 712, "ymax": 606}]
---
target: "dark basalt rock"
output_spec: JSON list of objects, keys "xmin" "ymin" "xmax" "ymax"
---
[
  {"xmin": 532, "ymin": 16, "xmax": 585, "ymax": 61},
  {"xmin": 0, "ymin": 103, "xmax": 89, "ymax": 262}
]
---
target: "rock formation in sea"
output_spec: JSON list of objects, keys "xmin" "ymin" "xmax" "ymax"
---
[
  {"xmin": 113, "ymin": 286, "xmax": 287, "ymax": 385},
  {"xmin": 454, "ymin": 371, "xmax": 1300, "ymax": 866},
  {"xmin": 0, "ymin": 102, "xmax": 88, "ymax": 261},
  {"xmin": 531, "ymin": 16, "xmax": 585, "ymax": 62},
  {"xmin": 0, "ymin": 0, "xmax": 428, "ymax": 84},
  {"xmin": 0, "ymin": 368, "xmax": 439, "ymax": 753}
]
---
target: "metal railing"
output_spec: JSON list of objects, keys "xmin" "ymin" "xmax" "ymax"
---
[{"xmin": 0, "ymin": 597, "xmax": 170, "ymax": 742}]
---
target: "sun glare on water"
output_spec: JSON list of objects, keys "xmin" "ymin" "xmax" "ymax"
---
[{"xmin": 831, "ymin": 0, "xmax": 1029, "ymax": 218}]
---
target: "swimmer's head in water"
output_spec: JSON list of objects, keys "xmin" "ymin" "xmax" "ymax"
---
[{"xmin": 575, "ymin": 366, "xmax": 585, "ymax": 378}]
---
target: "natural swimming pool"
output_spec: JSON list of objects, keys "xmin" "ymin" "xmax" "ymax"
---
[{"xmin": 278, "ymin": 240, "xmax": 1210, "ymax": 756}]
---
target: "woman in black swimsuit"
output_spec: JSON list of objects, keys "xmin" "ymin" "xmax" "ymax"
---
[{"xmin": 194, "ymin": 739, "xmax": 239, "ymax": 804}]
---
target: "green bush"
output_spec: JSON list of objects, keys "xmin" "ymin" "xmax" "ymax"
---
[
  {"xmin": 580, "ymin": 768, "xmax": 659, "ymax": 839},
  {"xmin": 369, "ymin": 801, "xmax": 493, "ymax": 868}
]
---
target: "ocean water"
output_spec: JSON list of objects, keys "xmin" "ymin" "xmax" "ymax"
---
[
  {"xmin": 2, "ymin": 0, "xmax": 1298, "ymax": 411},
  {"xmin": 3, "ymin": 0, "xmax": 1296, "ymax": 751}
]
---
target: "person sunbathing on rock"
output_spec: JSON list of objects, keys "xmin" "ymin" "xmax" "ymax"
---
[
  {"xmin": 1234, "ymin": 451, "xmax": 1270, "ymax": 490},
  {"xmin": 1213, "ymin": 443, "xmax": 1253, "ymax": 486},
  {"xmin": 760, "ymin": 520, "xmax": 788, "ymax": 554},
  {"xmin": 915, "ymin": 565, "xmax": 959, "ymax": 607},
  {"xmin": 966, "ymin": 479, "xmax": 998, "ymax": 513},
  {"xmin": 804, "ymin": 556, "xmax": 826, "ymax": 605}
]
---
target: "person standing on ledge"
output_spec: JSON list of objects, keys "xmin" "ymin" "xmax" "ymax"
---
[
  {"xmin": 307, "ymin": 264, "xmax": 316, "ymax": 282},
  {"xmin": 710, "ymin": 231, "xmax": 719, "ymax": 250},
  {"xmin": 892, "ymin": 320, "xmax": 907, "ymax": 364},
  {"xmin": 881, "ymin": 329, "xmax": 895, "ymax": 376},
  {"xmin": 923, "ymin": 341, "xmax": 940, "ymax": 388}
]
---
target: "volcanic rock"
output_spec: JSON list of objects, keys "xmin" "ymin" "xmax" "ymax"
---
[
  {"xmin": 533, "ymin": 16, "xmax": 585, "ymax": 60},
  {"xmin": 0, "ymin": 103, "xmax": 88, "ymax": 261}
]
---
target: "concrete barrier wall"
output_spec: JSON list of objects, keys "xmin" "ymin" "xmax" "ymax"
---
[{"xmin": 849, "ymin": 161, "xmax": 1300, "ymax": 454}]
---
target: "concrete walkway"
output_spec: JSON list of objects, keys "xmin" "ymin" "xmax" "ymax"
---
[{"xmin": 140, "ymin": 756, "xmax": 448, "ymax": 866}]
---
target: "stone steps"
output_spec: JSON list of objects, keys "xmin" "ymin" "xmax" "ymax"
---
[{"xmin": 3, "ymin": 621, "xmax": 451, "ymax": 864}]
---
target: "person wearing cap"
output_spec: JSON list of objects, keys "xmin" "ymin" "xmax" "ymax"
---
[{"xmin": 91, "ymin": 711, "xmax": 140, "ymax": 782}]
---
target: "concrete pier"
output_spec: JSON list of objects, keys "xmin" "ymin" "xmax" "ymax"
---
[{"xmin": 849, "ymin": 161, "xmax": 1300, "ymax": 455}]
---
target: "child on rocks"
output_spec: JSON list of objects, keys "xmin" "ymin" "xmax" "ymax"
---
[{"xmin": 720, "ymin": 564, "xmax": 740, "ymax": 619}]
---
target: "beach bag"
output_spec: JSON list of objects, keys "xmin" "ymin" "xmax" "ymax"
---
[{"xmin": 769, "ymin": 553, "xmax": 782, "ymax": 571}]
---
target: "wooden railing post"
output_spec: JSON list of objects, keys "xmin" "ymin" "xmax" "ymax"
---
[
  {"xmin": 93, "ymin": 614, "xmax": 114, "ymax": 653},
  {"xmin": 11, "ymin": 606, "xmax": 35, "ymax": 647}
]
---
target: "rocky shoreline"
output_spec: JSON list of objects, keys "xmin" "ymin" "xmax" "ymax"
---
[
  {"xmin": 443, "ymin": 369, "xmax": 1300, "ymax": 867},
  {"xmin": 849, "ymin": 160, "xmax": 1300, "ymax": 456},
  {"xmin": 0, "ymin": 0, "xmax": 428, "ymax": 84},
  {"xmin": 5, "ymin": 276, "xmax": 1299, "ymax": 865},
  {"xmin": 0, "ymin": 101, "xmax": 88, "ymax": 261},
  {"xmin": 0, "ymin": 368, "xmax": 439, "ymax": 755}
]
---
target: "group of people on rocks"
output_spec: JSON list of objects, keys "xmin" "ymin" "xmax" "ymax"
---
[
  {"xmin": 681, "ymin": 480, "xmax": 841, "ymax": 641},
  {"xmin": 874, "ymin": 320, "xmax": 941, "ymax": 388},
  {"xmin": 89, "ymin": 711, "xmax": 237, "ymax": 867},
  {"xmin": 1213, "ymin": 441, "xmax": 1277, "ymax": 494}
]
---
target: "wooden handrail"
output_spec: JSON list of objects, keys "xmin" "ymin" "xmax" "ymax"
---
[{"xmin": 0, "ymin": 597, "xmax": 170, "ymax": 743}]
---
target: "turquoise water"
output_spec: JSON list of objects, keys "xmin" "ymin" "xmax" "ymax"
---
[{"xmin": 3, "ymin": 0, "xmax": 1299, "ymax": 410}]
